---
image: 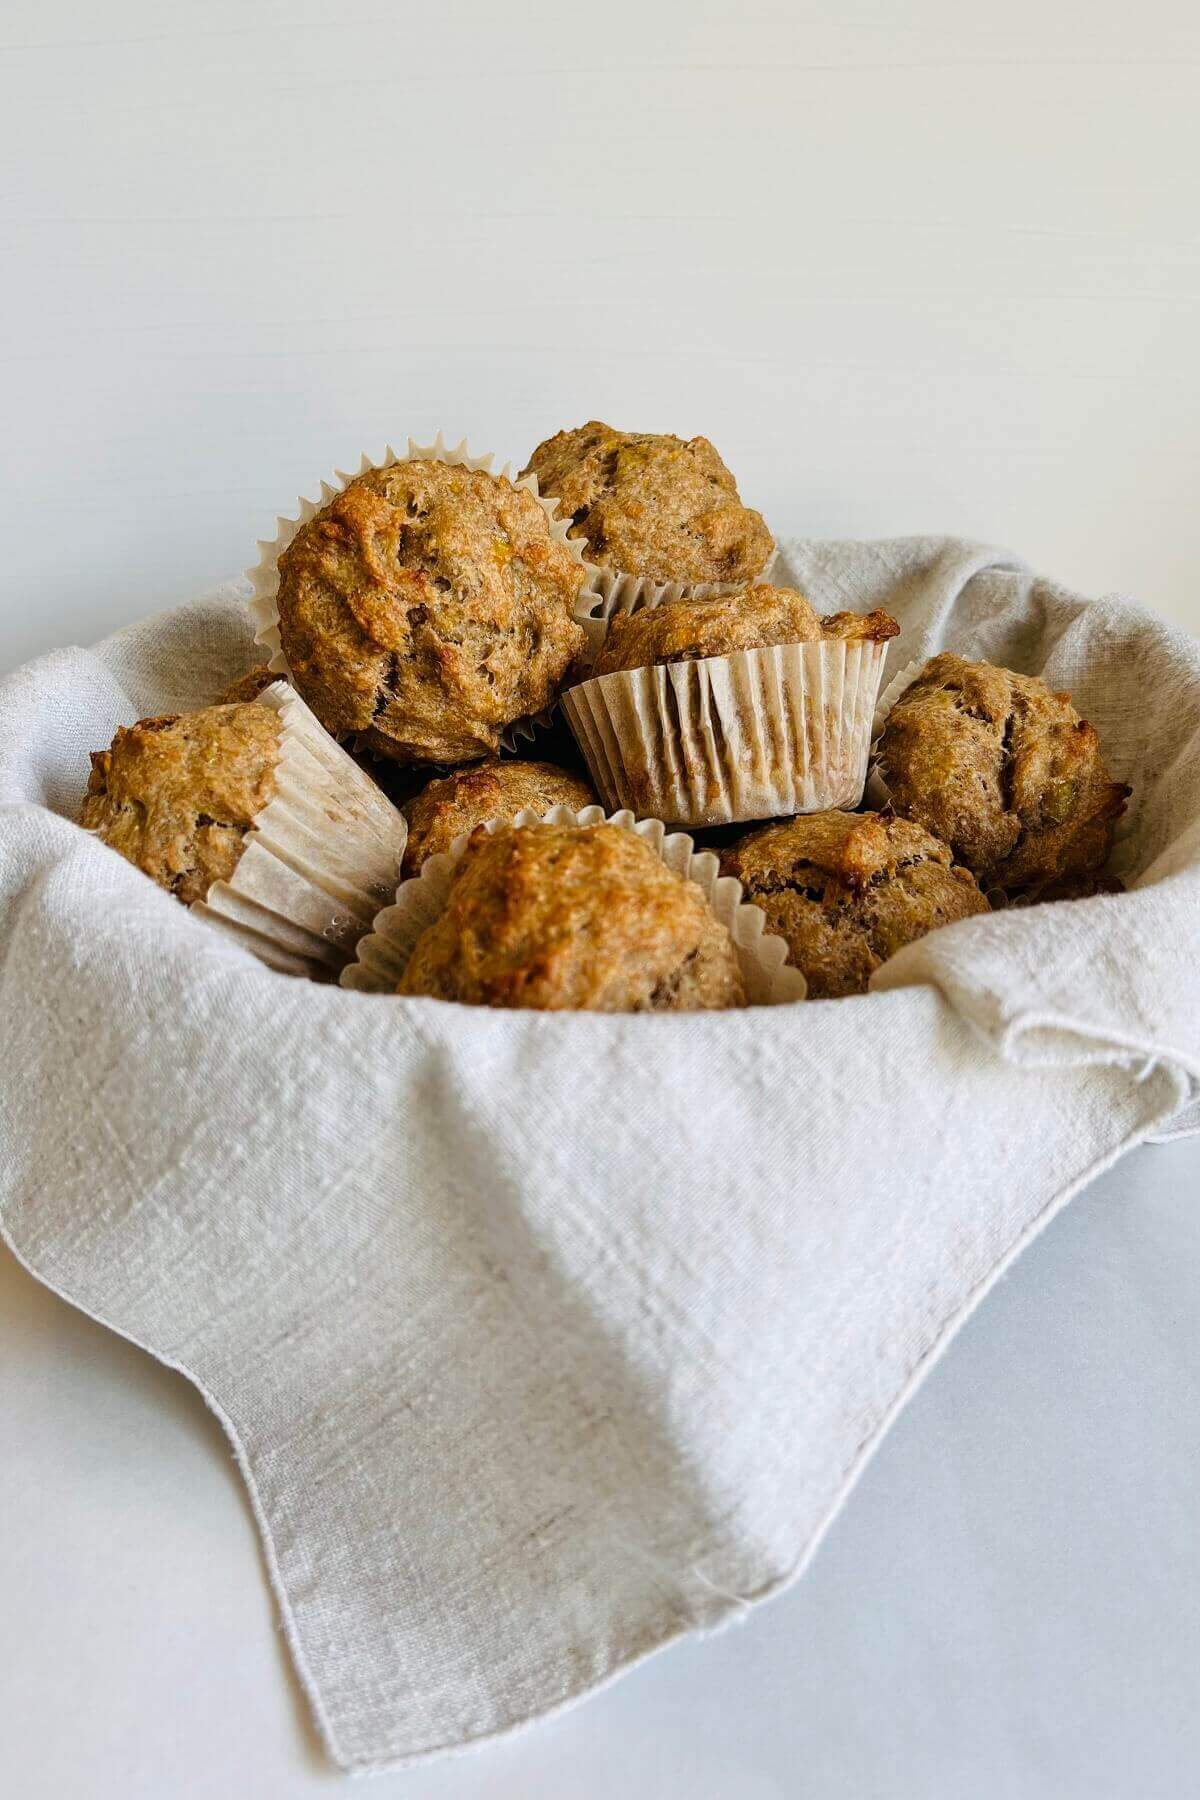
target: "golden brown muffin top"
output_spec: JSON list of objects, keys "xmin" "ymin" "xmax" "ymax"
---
[
  {"xmin": 398, "ymin": 822, "xmax": 745, "ymax": 1011},
  {"xmin": 275, "ymin": 459, "xmax": 588, "ymax": 766},
  {"xmin": 218, "ymin": 663, "xmax": 279, "ymax": 705},
  {"xmin": 720, "ymin": 809, "xmax": 988, "ymax": 999},
  {"xmin": 591, "ymin": 584, "xmax": 899, "ymax": 677},
  {"xmin": 522, "ymin": 421, "xmax": 773, "ymax": 584},
  {"xmin": 402, "ymin": 757, "xmax": 596, "ymax": 876},
  {"xmin": 81, "ymin": 704, "xmax": 281, "ymax": 907},
  {"xmin": 875, "ymin": 653, "xmax": 1129, "ymax": 897}
]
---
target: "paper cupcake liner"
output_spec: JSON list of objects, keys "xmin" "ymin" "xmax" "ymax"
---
[
  {"xmin": 190, "ymin": 681, "xmax": 409, "ymax": 978},
  {"xmin": 341, "ymin": 803, "xmax": 807, "ymax": 1006},
  {"xmin": 576, "ymin": 544, "xmax": 779, "ymax": 638},
  {"xmin": 865, "ymin": 654, "xmax": 926, "ymax": 809},
  {"xmin": 560, "ymin": 638, "xmax": 891, "ymax": 829},
  {"xmin": 871, "ymin": 656, "xmax": 926, "ymax": 741},
  {"xmin": 247, "ymin": 433, "xmax": 603, "ymax": 757}
]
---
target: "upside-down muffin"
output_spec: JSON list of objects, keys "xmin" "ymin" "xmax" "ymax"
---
[
  {"xmin": 81, "ymin": 704, "xmax": 281, "ymax": 905},
  {"xmin": 274, "ymin": 459, "xmax": 588, "ymax": 765},
  {"xmin": 720, "ymin": 810, "xmax": 988, "ymax": 998},
  {"xmin": 398, "ymin": 821, "xmax": 745, "ymax": 1011},
  {"xmin": 402, "ymin": 758, "xmax": 596, "ymax": 875},
  {"xmin": 590, "ymin": 583, "xmax": 899, "ymax": 676},
  {"xmin": 874, "ymin": 653, "xmax": 1129, "ymax": 898},
  {"xmin": 522, "ymin": 422, "xmax": 773, "ymax": 585}
]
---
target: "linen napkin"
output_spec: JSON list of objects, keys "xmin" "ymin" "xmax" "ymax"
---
[{"xmin": 1, "ymin": 538, "xmax": 1197, "ymax": 1774}]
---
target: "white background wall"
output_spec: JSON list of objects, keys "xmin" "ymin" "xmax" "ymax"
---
[{"xmin": 2, "ymin": 0, "xmax": 1198, "ymax": 680}]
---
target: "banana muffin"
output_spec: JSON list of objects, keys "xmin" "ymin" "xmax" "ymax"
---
[
  {"xmin": 402, "ymin": 757, "xmax": 595, "ymax": 875},
  {"xmin": 522, "ymin": 421, "xmax": 773, "ymax": 585},
  {"xmin": 81, "ymin": 704, "xmax": 281, "ymax": 905},
  {"xmin": 274, "ymin": 459, "xmax": 588, "ymax": 765},
  {"xmin": 720, "ymin": 810, "xmax": 988, "ymax": 999},
  {"xmin": 875, "ymin": 653, "xmax": 1129, "ymax": 898},
  {"xmin": 398, "ymin": 821, "xmax": 745, "ymax": 1010},
  {"xmin": 219, "ymin": 662, "xmax": 278, "ymax": 705},
  {"xmin": 590, "ymin": 583, "xmax": 899, "ymax": 677}
]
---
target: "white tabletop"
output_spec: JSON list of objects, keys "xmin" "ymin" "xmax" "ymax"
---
[{"xmin": 3, "ymin": 3, "xmax": 1199, "ymax": 1794}]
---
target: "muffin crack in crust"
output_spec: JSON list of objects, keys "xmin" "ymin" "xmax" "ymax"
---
[
  {"xmin": 876, "ymin": 653, "xmax": 1129, "ymax": 897},
  {"xmin": 274, "ymin": 459, "xmax": 588, "ymax": 765},
  {"xmin": 647, "ymin": 943, "xmax": 703, "ymax": 1009},
  {"xmin": 372, "ymin": 649, "xmax": 402, "ymax": 721},
  {"xmin": 522, "ymin": 421, "xmax": 773, "ymax": 585},
  {"xmin": 719, "ymin": 810, "xmax": 988, "ymax": 999}
]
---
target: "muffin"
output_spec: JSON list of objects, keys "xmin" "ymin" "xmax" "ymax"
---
[
  {"xmin": 273, "ymin": 458, "xmax": 588, "ymax": 765},
  {"xmin": 591, "ymin": 583, "xmax": 899, "ymax": 676},
  {"xmin": 397, "ymin": 821, "xmax": 745, "ymax": 1011},
  {"xmin": 402, "ymin": 758, "xmax": 595, "ymax": 875},
  {"xmin": 874, "ymin": 653, "xmax": 1129, "ymax": 898},
  {"xmin": 81, "ymin": 704, "xmax": 280, "ymax": 905},
  {"xmin": 522, "ymin": 421, "xmax": 773, "ymax": 586},
  {"xmin": 219, "ymin": 663, "xmax": 278, "ymax": 705},
  {"xmin": 81, "ymin": 689, "xmax": 410, "ymax": 976},
  {"xmin": 719, "ymin": 810, "xmax": 988, "ymax": 999},
  {"xmin": 563, "ymin": 585, "xmax": 899, "ymax": 827}
]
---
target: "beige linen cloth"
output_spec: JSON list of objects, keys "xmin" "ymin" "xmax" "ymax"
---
[{"xmin": 1, "ymin": 538, "xmax": 1198, "ymax": 1775}]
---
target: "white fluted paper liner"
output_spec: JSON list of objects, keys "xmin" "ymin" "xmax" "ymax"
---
[
  {"xmin": 578, "ymin": 542, "xmax": 779, "ymax": 636},
  {"xmin": 871, "ymin": 656, "xmax": 927, "ymax": 741},
  {"xmin": 561, "ymin": 637, "xmax": 890, "ymax": 829},
  {"xmin": 865, "ymin": 655, "xmax": 926, "ymax": 809},
  {"xmin": 190, "ymin": 681, "xmax": 408, "ymax": 978},
  {"xmin": 341, "ymin": 803, "xmax": 807, "ymax": 1005},
  {"xmin": 247, "ymin": 434, "xmax": 603, "ymax": 755}
]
